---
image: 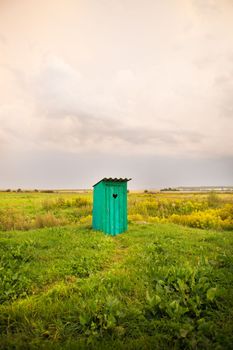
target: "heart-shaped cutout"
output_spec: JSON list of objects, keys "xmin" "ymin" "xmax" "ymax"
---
[{"xmin": 113, "ymin": 194, "xmax": 118, "ymax": 199}]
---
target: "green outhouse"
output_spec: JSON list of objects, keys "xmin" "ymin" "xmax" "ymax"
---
[{"xmin": 92, "ymin": 178, "xmax": 131, "ymax": 235}]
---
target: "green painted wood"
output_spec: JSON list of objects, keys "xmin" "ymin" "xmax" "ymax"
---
[
  {"xmin": 92, "ymin": 181, "xmax": 105, "ymax": 230},
  {"xmin": 92, "ymin": 179, "xmax": 129, "ymax": 235}
]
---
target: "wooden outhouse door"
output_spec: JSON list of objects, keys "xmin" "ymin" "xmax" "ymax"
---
[{"xmin": 105, "ymin": 184, "xmax": 126, "ymax": 235}]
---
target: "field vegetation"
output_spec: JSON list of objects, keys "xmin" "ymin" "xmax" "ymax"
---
[
  {"xmin": 0, "ymin": 191, "xmax": 232, "ymax": 232},
  {"xmin": 128, "ymin": 191, "xmax": 233, "ymax": 230},
  {"xmin": 0, "ymin": 190, "xmax": 233, "ymax": 349}
]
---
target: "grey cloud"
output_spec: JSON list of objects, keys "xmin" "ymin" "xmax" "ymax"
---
[
  {"xmin": 1, "ymin": 64, "xmax": 28, "ymax": 89},
  {"xmin": 221, "ymin": 105, "xmax": 233, "ymax": 119},
  {"xmin": 215, "ymin": 75, "xmax": 231, "ymax": 86},
  {"xmin": 215, "ymin": 70, "xmax": 233, "ymax": 119},
  {"xmin": 220, "ymin": 95, "xmax": 233, "ymax": 119},
  {"xmin": 12, "ymin": 54, "xmax": 222, "ymax": 155},
  {"xmin": 3, "ymin": 45, "xmax": 233, "ymax": 156},
  {"xmin": 37, "ymin": 110, "xmax": 203, "ymax": 153},
  {"xmin": 0, "ymin": 0, "xmax": 233, "ymax": 188},
  {"xmin": 33, "ymin": 58, "xmax": 104, "ymax": 118},
  {"xmin": 2, "ymin": 0, "xmax": 233, "ymax": 159},
  {"xmin": 194, "ymin": 56, "xmax": 216, "ymax": 70},
  {"xmin": 192, "ymin": 0, "xmax": 220, "ymax": 13},
  {"xmin": 228, "ymin": 52, "xmax": 233, "ymax": 63},
  {"xmin": 0, "ymin": 33, "xmax": 6, "ymax": 44}
]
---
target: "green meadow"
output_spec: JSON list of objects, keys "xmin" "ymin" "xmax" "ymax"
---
[{"xmin": 0, "ymin": 191, "xmax": 233, "ymax": 349}]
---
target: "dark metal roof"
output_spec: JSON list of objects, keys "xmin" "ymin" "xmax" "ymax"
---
[{"xmin": 93, "ymin": 178, "xmax": 132, "ymax": 187}]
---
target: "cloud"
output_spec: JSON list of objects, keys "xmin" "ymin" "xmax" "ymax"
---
[
  {"xmin": 192, "ymin": 0, "xmax": 233, "ymax": 14},
  {"xmin": 22, "ymin": 55, "xmax": 206, "ymax": 156},
  {"xmin": 0, "ymin": 33, "xmax": 6, "ymax": 44},
  {"xmin": 214, "ymin": 66, "xmax": 233, "ymax": 119},
  {"xmin": 0, "ymin": 0, "xmax": 232, "ymax": 188},
  {"xmin": 1, "ymin": 51, "xmax": 231, "ymax": 158},
  {"xmin": 192, "ymin": 0, "xmax": 218, "ymax": 12},
  {"xmin": 36, "ymin": 110, "xmax": 204, "ymax": 155},
  {"xmin": 1, "ymin": 1, "xmax": 233, "ymax": 160}
]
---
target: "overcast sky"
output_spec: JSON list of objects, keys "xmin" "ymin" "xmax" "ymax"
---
[{"xmin": 0, "ymin": 0, "xmax": 233, "ymax": 189}]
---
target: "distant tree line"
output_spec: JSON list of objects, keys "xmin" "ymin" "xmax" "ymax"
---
[{"xmin": 2, "ymin": 189, "xmax": 55, "ymax": 193}]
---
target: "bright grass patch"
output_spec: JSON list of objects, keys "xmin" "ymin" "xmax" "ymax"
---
[
  {"xmin": 0, "ymin": 191, "xmax": 233, "ymax": 349},
  {"xmin": 0, "ymin": 222, "xmax": 232, "ymax": 349}
]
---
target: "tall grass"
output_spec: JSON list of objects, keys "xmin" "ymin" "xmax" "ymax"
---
[
  {"xmin": 0, "ymin": 224, "xmax": 233, "ymax": 349},
  {"xmin": 0, "ymin": 192, "xmax": 232, "ymax": 232},
  {"xmin": 0, "ymin": 208, "xmax": 31, "ymax": 231},
  {"xmin": 0, "ymin": 195, "xmax": 92, "ymax": 231},
  {"xmin": 34, "ymin": 212, "xmax": 66, "ymax": 228},
  {"xmin": 128, "ymin": 193, "xmax": 233, "ymax": 230}
]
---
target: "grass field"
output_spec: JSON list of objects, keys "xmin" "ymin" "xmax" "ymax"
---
[{"xmin": 0, "ymin": 191, "xmax": 233, "ymax": 349}]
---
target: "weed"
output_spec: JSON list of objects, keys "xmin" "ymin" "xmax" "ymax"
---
[
  {"xmin": 0, "ymin": 192, "xmax": 233, "ymax": 348},
  {"xmin": 34, "ymin": 212, "xmax": 66, "ymax": 228}
]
